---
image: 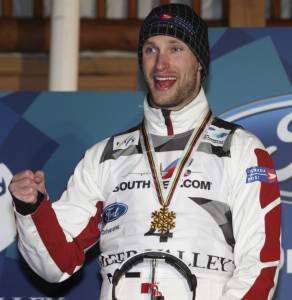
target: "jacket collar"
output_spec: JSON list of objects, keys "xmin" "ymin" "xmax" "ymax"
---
[{"xmin": 143, "ymin": 88, "xmax": 210, "ymax": 136}]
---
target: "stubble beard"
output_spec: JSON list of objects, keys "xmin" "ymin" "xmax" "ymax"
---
[{"xmin": 145, "ymin": 73, "xmax": 199, "ymax": 111}]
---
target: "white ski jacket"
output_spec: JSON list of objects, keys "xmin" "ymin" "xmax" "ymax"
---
[{"xmin": 14, "ymin": 89, "xmax": 281, "ymax": 300}]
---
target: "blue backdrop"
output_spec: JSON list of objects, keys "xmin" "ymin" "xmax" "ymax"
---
[{"xmin": 1, "ymin": 28, "xmax": 292, "ymax": 299}]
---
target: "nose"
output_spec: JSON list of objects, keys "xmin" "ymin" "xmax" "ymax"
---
[{"xmin": 155, "ymin": 51, "xmax": 169, "ymax": 72}]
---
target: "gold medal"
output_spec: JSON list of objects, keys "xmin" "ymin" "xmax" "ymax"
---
[
  {"xmin": 142, "ymin": 110, "xmax": 212, "ymax": 241},
  {"xmin": 151, "ymin": 206, "xmax": 176, "ymax": 235}
]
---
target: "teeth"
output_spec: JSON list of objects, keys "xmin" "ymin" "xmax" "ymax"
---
[{"xmin": 155, "ymin": 76, "xmax": 176, "ymax": 81}]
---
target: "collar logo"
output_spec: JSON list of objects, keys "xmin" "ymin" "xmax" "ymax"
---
[{"xmin": 220, "ymin": 95, "xmax": 292, "ymax": 203}]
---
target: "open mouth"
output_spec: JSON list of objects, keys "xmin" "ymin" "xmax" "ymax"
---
[{"xmin": 154, "ymin": 76, "xmax": 177, "ymax": 90}]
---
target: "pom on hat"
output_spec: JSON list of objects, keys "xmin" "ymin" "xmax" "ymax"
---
[{"xmin": 138, "ymin": 4, "xmax": 210, "ymax": 81}]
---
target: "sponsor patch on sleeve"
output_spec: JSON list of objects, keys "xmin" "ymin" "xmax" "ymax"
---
[{"xmin": 246, "ymin": 166, "xmax": 277, "ymax": 184}]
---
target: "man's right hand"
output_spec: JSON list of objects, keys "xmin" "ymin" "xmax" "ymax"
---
[{"xmin": 9, "ymin": 170, "xmax": 46, "ymax": 204}]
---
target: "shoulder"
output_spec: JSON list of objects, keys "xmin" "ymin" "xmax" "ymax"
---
[
  {"xmin": 212, "ymin": 117, "xmax": 264, "ymax": 149},
  {"xmin": 212, "ymin": 118, "xmax": 269, "ymax": 171},
  {"xmin": 86, "ymin": 124, "xmax": 142, "ymax": 164},
  {"xmin": 202, "ymin": 117, "xmax": 265, "ymax": 160},
  {"xmin": 199, "ymin": 117, "xmax": 243, "ymax": 158},
  {"xmin": 212, "ymin": 117, "xmax": 242, "ymax": 132}
]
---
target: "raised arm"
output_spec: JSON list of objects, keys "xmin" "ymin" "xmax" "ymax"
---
[{"xmin": 9, "ymin": 145, "xmax": 104, "ymax": 283}]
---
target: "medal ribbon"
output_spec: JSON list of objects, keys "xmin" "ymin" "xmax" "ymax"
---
[{"xmin": 142, "ymin": 109, "xmax": 213, "ymax": 207}]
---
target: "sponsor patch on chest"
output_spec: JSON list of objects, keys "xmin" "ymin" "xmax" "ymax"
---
[
  {"xmin": 103, "ymin": 202, "xmax": 128, "ymax": 225},
  {"xmin": 204, "ymin": 125, "xmax": 231, "ymax": 146},
  {"xmin": 113, "ymin": 131, "xmax": 140, "ymax": 150}
]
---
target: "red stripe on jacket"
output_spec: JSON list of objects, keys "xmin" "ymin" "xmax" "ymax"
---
[
  {"xmin": 254, "ymin": 148, "xmax": 280, "ymax": 208},
  {"xmin": 242, "ymin": 267, "xmax": 278, "ymax": 300},
  {"xmin": 261, "ymin": 204, "xmax": 281, "ymax": 262},
  {"xmin": 242, "ymin": 149, "xmax": 281, "ymax": 299},
  {"xmin": 32, "ymin": 196, "xmax": 102, "ymax": 275},
  {"xmin": 255, "ymin": 148, "xmax": 281, "ymax": 262}
]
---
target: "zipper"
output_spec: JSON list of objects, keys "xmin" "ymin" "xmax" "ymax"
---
[{"xmin": 162, "ymin": 109, "xmax": 174, "ymax": 136}]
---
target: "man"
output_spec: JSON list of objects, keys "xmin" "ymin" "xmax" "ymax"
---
[{"xmin": 9, "ymin": 4, "xmax": 281, "ymax": 300}]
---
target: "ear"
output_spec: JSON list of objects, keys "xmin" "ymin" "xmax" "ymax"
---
[{"xmin": 198, "ymin": 63, "xmax": 202, "ymax": 71}]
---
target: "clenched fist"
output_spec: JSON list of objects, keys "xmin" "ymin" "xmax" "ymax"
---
[{"xmin": 9, "ymin": 170, "xmax": 46, "ymax": 204}]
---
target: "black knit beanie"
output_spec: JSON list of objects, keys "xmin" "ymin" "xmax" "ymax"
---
[{"xmin": 138, "ymin": 3, "xmax": 210, "ymax": 81}]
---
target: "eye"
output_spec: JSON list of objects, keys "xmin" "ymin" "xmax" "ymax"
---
[
  {"xmin": 143, "ymin": 46, "xmax": 157, "ymax": 55},
  {"xmin": 171, "ymin": 46, "xmax": 183, "ymax": 53}
]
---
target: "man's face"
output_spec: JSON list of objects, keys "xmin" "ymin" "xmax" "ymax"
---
[{"xmin": 142, "ymin": 35, "xmax": 201, "ymax": 111}]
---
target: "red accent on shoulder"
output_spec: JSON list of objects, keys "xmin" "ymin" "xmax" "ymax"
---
[
  {"xmin": 242, "ymin": 267, "xmax": 277, "ymax": 299},
  {"xmin": 32, "ymin": 197, "xmax": 102, "ymax": 275},
  {"xmin": 160, "ymin": 13, "xmax": 173, "ymax": 20},
  {"xmin": 254, "ymin": 148, "xmax": 280, "ymax": 208},
  {"xmin": 260, "ymin": 204, "xmax": 281, "ymax": 262}
]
